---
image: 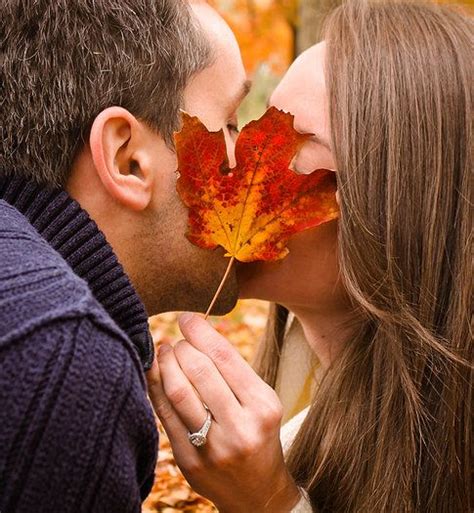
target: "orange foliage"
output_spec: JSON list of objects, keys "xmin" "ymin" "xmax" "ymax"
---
[{"xmin": 209, "ymin": 0, "xmax": 297, "ymax": 74}]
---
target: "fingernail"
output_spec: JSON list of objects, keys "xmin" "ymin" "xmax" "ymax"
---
[
  {"xmin": 158, "ymin": 344, "xmax": 172, "ymax": 357},
  {"xmin": 179, "ymin": 312, "xmax": 195, "ymax": 326}
]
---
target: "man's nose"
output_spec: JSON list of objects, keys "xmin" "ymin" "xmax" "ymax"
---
[{"xmin": 224, "ymin": 130, "xmax": 237, "ymax": 169}]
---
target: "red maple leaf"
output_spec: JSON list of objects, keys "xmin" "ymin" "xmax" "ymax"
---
[{"xmin": 175, "ymin": 106, "xmax": 339, "ymax": 314}]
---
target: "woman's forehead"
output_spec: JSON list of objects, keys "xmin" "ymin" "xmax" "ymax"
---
[{"xmin": 269, "ymin": 42, "xmax": 329, "ymax": 133}]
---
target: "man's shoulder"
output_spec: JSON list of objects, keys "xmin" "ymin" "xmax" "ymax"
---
[
  {"xmin": 0, "ymin": 199, "xmax": 148, "ymax": 398},
  {"xmin": 0, "ymin": 200, "xmax": 129, "ymax": 349},
  {"xmin": 0, "ymin": 199, "xmax": 70, "ymax": 276}
]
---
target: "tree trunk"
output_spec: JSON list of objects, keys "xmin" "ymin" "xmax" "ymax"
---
[{"xmin": 296, "ymin": 0, "xmax": 342, "ymax": 54}]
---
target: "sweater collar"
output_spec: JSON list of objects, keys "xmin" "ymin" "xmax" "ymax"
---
[{"xmin": 0, "ymin": 175, "xmax": 154, "ymax": 371}]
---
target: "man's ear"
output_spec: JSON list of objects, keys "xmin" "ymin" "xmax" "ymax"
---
[{"xmin": 89, "ymin": 106, "xmax": 155, "ymax": 211}]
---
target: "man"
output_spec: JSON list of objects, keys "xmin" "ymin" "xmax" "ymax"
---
[{"xmin": 0, "ymin": 0, "xmax": 249, "ymax": 510}]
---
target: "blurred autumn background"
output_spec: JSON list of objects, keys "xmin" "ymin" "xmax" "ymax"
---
[{"xmin": 143, "ymin": 0, "xmax": 468, "ymax": 511}]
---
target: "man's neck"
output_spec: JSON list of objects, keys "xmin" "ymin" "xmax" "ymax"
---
[{"xmin": 0, "ymin": 173, "xmax": 155, "ymax": 370}]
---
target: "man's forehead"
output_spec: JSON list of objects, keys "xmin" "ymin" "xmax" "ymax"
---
[
  {"xmin": 191, "ymin": 1, "xmax": 229, "ymax": 36},
  {"xmin": 192, "ymin": 2, "xmax": 243, "ymax": 61},
  {"xmin": 184, "ymin": 1, "xmax": 249, "ymax": 121}
]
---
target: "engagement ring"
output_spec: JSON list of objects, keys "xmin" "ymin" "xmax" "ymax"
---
[{"xmin": 188, "ymin": 407, "xmax": 212, "ymax": 447}]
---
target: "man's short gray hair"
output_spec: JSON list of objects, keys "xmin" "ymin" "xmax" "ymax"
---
[{"xmin": 0, "ymin": 0, "xmax": 212, "ymax": 185}]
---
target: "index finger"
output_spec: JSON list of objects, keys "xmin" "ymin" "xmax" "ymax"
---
[{"xmin": 178, "ymin": 313, "xmax": 267, "ymax": 404}]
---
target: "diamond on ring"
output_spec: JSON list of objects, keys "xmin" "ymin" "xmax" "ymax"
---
[{"xmin": 188, "ymin": 408, "xmax": 212, "ymax": 447}]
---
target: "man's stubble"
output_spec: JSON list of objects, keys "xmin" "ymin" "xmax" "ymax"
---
[{"xmin": 128, "ymin": 193, "xmax": 239, "ymax": 316}]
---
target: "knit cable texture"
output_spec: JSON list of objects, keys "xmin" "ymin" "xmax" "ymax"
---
[{"xmin": 0, "ymin": 198, "xmax": 158, "ymax": 512}]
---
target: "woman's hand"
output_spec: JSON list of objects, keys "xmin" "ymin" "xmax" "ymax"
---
[{"xmin": 146, "ymin": 313, "xmax": 301, "ymax": 513}]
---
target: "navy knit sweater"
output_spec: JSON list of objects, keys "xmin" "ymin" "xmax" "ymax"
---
[{"xmin": 0, "ymin": 176, "xmax": 158, "ymax": 512}]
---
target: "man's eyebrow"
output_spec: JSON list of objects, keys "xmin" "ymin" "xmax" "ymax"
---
[
  {"xmin": 241, "ymin": 79, "xmax": 252, "ymax": 99},
  {"xmin": 231, "ymin": 79, "xmax": 252, "ymax": 109}
]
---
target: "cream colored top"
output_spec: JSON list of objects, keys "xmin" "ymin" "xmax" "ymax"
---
[
  {"xmin": 281, "ymin": 406, "xmax": 312, "ymax": 512},
  {"xmin": 277, "ymin": 314, "xmax": 320, "ymax": 513}
]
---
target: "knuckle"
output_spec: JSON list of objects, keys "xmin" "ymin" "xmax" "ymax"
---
[
  {"xmin": 264, "ymin": 384, "xmax": 280, "ymax": 402},
  {"xmin": 182, "ymin": 458, "xmax": 203, "ymax": 476},
  {"xmin": 208, "ymin": 344, "xmax": 232, "ymax": 366},
  {"xmin": 166, "ymin": 385, "xmax": 189, "ymax": 407},
  {"xmin": 263, "ymin": 405, "xmax": 283, "ymax": 429},
  {"xmin": 229, "ymin": 427, "xmax": 261, "ymax": 458},
  {"xmin": 187, "ymin": 361, "xmax": 210, "ymax": 381},
  {"xmin": 174, "ymin": 339, "xmax": 188, "ymax": 349},
  {"xmin": 236, "ymin": 435, "xmax": 260, "ymax": 458},
  {"xmin": 270, "ymin": 401, "xmax": 284, "ymax": 422},
  {"xmin": 154, "ymin": 399, "xmax": 174, "ymax": 422},
  {"xmin": 209, "ymin": 449, "xmax": 234, "ymax": 468},
  {"xmin": 259, "ymin": 400, "xmax": 283, "ymax": 430}
]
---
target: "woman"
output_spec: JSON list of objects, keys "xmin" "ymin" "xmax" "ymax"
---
[{"xmin": 147, "ymin": 1, "xmax": 472, "ymax": 512}]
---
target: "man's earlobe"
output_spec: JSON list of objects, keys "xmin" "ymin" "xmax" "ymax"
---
[{"xmin": 89, "ymin": 106, "xmax": 153, "ymax": 211}]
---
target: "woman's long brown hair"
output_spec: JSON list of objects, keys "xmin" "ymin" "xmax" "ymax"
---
[{"xmin": 254, "ymin": 1, "xmax": 472, "ymax": 511}]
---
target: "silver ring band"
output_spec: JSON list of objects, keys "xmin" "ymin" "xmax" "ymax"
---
[{"xmin": 188, "ymin": 407, "xmax": 212, "ymax": 447}]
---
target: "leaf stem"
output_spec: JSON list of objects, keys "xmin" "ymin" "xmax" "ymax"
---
[{"xmin": 204, "ymin": 256, "xmax": 236, "ymax": 320}]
